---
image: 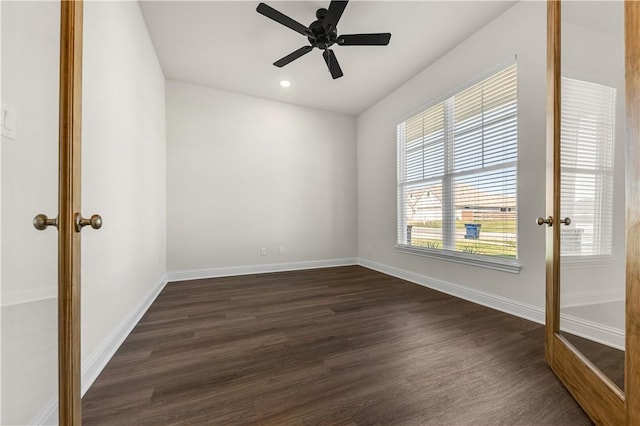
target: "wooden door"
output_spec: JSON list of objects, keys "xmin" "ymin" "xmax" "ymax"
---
[
  {"xmin": 624, "ymin": 3, "xmax": 640, "ymax": 422},
  {"xmin": 544, "ymin": 1, "xmax": 640, "ymax": 424},
  {"xmin": 58, "ymin": 1, "xmax": 83, "ymax": 423}
]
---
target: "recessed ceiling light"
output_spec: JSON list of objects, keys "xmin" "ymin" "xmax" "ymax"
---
[{"xmin": 280, "ymin": 80, "xmax": 291, "ymax": 88}]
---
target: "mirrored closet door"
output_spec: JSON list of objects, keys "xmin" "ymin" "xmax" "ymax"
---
[
  {"xmin": 1, "ymin": 2, "xmax": 61, "ymax": 423},
  {"xmin": 558, "ymin": 0, "xmax": 625, "ymax": 393}
]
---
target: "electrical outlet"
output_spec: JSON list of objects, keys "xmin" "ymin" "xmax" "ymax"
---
[
  {"xmin": 279, "ymin": 246, "xmax": 285, "ymax": 255},
  {"xmin": 367, "ymin": 244, "xmax": 372, "ymax": 253},
  {"xmin": 260, "ymin": 247, "xmax": 267, "ymax": 256}
]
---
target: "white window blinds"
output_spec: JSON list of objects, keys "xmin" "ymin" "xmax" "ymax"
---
[
  {"xmin": 560, "ymin": 77, "xmax": 616, "ymax": 257},
  {"xmin": 397, "ymin": 63, "xmax": 518, "ymax": 260}
]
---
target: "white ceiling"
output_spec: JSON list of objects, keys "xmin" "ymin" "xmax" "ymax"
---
[{"xmin": 139, "ymin": 1, "xmax": 516, "ymax": 116}]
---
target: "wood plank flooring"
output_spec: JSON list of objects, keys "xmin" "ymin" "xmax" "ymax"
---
[{"xmin": 82, "ymin": 266, "xmax": 592, "ymax": 425}]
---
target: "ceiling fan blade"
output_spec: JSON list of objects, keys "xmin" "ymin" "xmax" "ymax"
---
[
  {"xmin": 273, "ymin": 46, "xmax": 314, "ymax": 67},
  {"xmin": 337, "ymin": 33, "xmax": 391, "ymax": 46},
  {"xmin": 322, "ymin": 49, "xmax": 343, "ymax": 79},
  {"xmin": 257, "ymin": 3, "xmax": 312, "ymax": 37},
  {"xmin": 323, "ymin": 1, "xmax": 348, "ymax": 31}
]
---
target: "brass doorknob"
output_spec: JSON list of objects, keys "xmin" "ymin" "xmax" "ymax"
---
[
  {"xmin": 536, "ymin": 216, "xmax": 553, "ymax": 226},
  {"xmin": 559, "ymin": 217, "xmax": 571, "ymax": 226},
  {"xmin": 75, "ymin": 213, "xmax": 102, "ymax": 232},
  {"xmin": 33, "ymin": 214, "xmax": 58, "ymax": 230}
]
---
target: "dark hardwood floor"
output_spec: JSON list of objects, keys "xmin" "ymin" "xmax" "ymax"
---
[{"xmin": 82, "ymin": 266, "xmax": 593, "ymax": 425}]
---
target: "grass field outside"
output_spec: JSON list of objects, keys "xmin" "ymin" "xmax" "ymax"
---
[
  {"xmin": 410, "ymin": 237, "xmax": 517, "ymax": 258},
  {"xmin": 407, "ymin": 218, "xmax": 517, "ymax": 258}
]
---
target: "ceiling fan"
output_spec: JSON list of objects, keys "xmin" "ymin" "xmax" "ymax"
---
[{"xmin": 256, "ymin": 1, "xmax": 391, "ymax": 79}]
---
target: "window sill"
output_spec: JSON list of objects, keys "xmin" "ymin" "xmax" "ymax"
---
[
  {"xmin": 560, "ymin": 255, "xmax": 614, "ymax": 269},
  {"xmin": 395, "ymin": 244, "xmax": 521, "ymax": 274}
]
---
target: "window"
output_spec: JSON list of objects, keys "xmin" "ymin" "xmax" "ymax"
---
[
  {"xmin": 397, "ymin": 63, "xmax": 518, "ymax": 268},
  {"xmin": 560, "ymin": 77, "xmax": 616, "ymax": 257}
]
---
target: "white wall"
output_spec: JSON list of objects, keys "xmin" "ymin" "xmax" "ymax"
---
[
  {"xmin": 1, "ymin": 1, "xmax": 167, "ymax": 423},
  {"xmin": 166, "ymin": 81, "xmax": 357, "ymax": 276},
  {"xmin": 358, "ymin": 1, "xmax": 547, "ymax": 308},
  {"xmin": 81, "ymin": 0, "xmax": 166, "ymax": 387}
]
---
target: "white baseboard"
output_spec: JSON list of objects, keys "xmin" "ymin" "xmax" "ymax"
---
[
  {"xmin": 33, "ymin": 274, "xmax": 169, "ymax": 425},
  {"xmin": 167, "ymin": 258, "xmax": 358, "ymax": 282},
  {"xmin": 561, "ymin": 289, "xmax": 624, "ymax": 308},
  {"xmin": 80, "ymin": 274, "xmax": 169, "ymax": 396},
  {"xmin": 1, "ymin": 286, "xmax": 57, "ymax": 307},
  {"xmin": 560, "ymin": 312, "xmax": 624, "ymax": 351},
  {"xmin": 30, "ymin": 400, "xmax": 56, "ymax": 426},
  {"xmin": 358, "ymin": 258, "xmax": 545, "ymax": 324}
]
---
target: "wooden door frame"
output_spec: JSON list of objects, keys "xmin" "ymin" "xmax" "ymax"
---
[
  {"xmin": 624, "ymin": 2, "xmax": 640, "ymax": 423},
  {"xmin": 58, "ymin": 1, "xmax": 83, "ymax": 424},
  {"xmin": 545, "ymin": 1, "xmax": 639, "ymax": 424}
]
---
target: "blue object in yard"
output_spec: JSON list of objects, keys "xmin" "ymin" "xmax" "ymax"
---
[{"xmin": 464, "ymin": 223, "xmax": 481, "ymax": 239}]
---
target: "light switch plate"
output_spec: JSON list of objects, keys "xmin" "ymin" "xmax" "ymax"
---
[{"xmin": 1, "ymin": 102, "xmax": 16, "ymax": 140}]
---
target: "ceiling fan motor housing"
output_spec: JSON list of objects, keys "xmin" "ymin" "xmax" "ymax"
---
[{"xmin": 308, "ymin": 8, "xmax": 338, "ymax": 50}]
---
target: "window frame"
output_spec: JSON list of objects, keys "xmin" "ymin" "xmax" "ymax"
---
[
  {"xmin": 395, "ymin": 60, "xmax": 520, "ymax": 273},
  {"xmin": 559, "ymin": 76, "xmax": 616, "ymax": 262}
]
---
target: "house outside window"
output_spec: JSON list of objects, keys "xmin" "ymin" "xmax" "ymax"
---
[{"xmin": 397, "ymin": 63, "xmax": 518, "ymax": 270}]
